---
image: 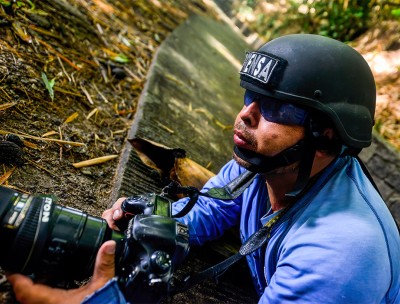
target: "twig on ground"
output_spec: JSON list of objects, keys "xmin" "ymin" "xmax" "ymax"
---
[
  {"xmin": 0, "ymin": 130, "xmax": 85, "ymax": 147},
  {"xmin": 72, "ymin": 155, "xmax": 118, "ymax": 168}
]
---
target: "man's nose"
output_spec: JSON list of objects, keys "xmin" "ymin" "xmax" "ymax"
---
[{"xmin": 239, "ymin": 101, "xmax": 261, "ymax": 127}]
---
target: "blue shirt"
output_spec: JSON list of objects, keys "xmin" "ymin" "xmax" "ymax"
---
[{"xmin": 85, "ymin": 155, "xmax": 400, "ymax": 303}]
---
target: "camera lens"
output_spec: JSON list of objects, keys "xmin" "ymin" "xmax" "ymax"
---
[{"xmin": 0, "ymin": 186, "xmax": 124, "ymax": 285}]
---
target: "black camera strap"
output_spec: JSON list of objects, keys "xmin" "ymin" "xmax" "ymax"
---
[
  {"xmin": 169, "ymin": 159, "xmax": 324, "ymax": 294},
  {"xmin": 163, "ymin": 182, "xmax": 200, "ymax": 219},
  {"xmin": 162, "ymin": 171, "xmax": 259, "ymax": 293},
  {"xmin": 202, "ymin": 170, "xmax": 257, "ymax": 200},
  {"xmin": 164, "ymin": 170, "xmax": 288, "ymax": 295},
  {"xmin": 165, "ymin": 170, "xmax": 257, "ymax": 218},
  {"xmin": 172, "ymin": 205, "xmax": 290, "ymax": 294}
]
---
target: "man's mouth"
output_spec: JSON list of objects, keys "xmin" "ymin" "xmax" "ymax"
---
[{"xmin": 233, "ymin": 129, "xmax": 253, "ymax": 149}]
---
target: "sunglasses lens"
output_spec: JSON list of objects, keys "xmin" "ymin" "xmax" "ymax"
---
[
  {"xmin": 243, "ymin": 90, "xmax": 308, "ymax": 125},
  {"xmin": 244, "ymin": 90, "xmax": 256, "ymax": 106}
]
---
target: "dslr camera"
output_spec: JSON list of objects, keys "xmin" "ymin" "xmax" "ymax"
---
[{"xmin": 0, "ymin": 185, "xmax": 189, "ymax": 303}]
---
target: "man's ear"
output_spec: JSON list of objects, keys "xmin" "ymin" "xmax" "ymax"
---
[
  {"xmin": 321, "ymin": 128, "xmax": 335, "ymax": 139},
  {"xmin": 315, "ymin": 128, "xmax": 337, "ymax": 157}
]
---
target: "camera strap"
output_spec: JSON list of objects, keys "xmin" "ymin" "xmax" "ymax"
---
[
  {"xmin": 165, "ymin": 170, "xmax": 257, "ymax": 218},
  {"xmin": 201, "ymin": 170, "xmax": 257, "ymax": 200},
  {"xmin": 173, "ymin": 205, "xmax": 290, "ymax": 294},
  {"xmin": 170, "ymin": 161, "xmax": 322, "ymax": 294},
  {"xmin": 163, "ymin": 171, "xmax": 271, "ymax": 294}
]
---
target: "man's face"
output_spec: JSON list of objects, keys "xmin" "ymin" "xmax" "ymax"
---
[{"xmin": 233, "ymin": 99, "xmax": 305, "ymax": 169}]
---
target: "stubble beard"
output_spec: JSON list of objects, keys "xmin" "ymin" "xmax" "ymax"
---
[
  {"xmin": 232, "ymin": 122, "xmax": 301, "ymax": 176},
  {"xmin": 233, "ymin": 121, "xmax": 257, "ymax": 169}
]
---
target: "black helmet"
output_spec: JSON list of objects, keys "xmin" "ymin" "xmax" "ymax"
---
[{"xmin": 239, "ymin": 34, "xmax": 376, "ymax": 148}]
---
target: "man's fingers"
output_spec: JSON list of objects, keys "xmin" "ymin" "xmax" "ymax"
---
[
  {"xmin": 112, "ymin": 208, "xmax": 121, "ymax": 220},
  {"xmin": 89, "ymin": 240, "xmax": 116, "ymax": 290},
  {"xmin": 6, "ymin": 242, "xmax": 117, "ymax": 304},
  {"xmin": 113, "ymin": 197, "xmax": 126, "ymax": 220},
  {"xmin": 8, "ymin": 216, "xmax": 119, "ymax": 303},
  {"xmin": 102, "ymin": 197, "xmax": 126, "ymax": 230},
  {"xmin": 6, "ymin": 274, "xmax": 33, "ymax": 298},
  {"xmin": 7, "ymin": 274, "xmax": 68, "ymax": 304}
]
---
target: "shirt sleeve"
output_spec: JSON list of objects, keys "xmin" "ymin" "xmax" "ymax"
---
[
  {"xmin": 81, "ymin": 278, "xmax": 127, "ymax": 304},
  {"xmin": 173, "ymin": 160, "xmax": 246, "ymax": 246}
]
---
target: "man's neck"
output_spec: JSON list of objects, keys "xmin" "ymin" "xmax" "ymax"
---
[
  {"xmin": 265, "ymin": 154, "xmax": 336, "ymax": 212},
  {"xmin": 265, "ymin": 173, "xmax": 297, "ymax": 212}
]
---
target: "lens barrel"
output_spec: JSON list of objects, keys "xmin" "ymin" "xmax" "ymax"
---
[{"xmin": 0, "ymin": 186, "xmax": 124, "ymax": 284}]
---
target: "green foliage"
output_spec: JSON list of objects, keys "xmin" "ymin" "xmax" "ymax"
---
[
  {"xmin": 392, "ymin": 8, "xmax": 400, "ymax": 18},
  {"xmin": 235, "ymin": 0, "xmax": 400, "ymax": 42},
  {"xmin": 41, "ymin": 72, "xmax": 55, "ymax": 101},
  {"xmin": 245, "ymin": 0, "xmax": 257, "ymax": 8},
  {"xmin": 309, "ymin": 0, "xmax": 371, "ymax": 41},
  {"xmin": 112, "ymin": 53, "xmax": 130, "ymax": 63},
  {"xmin": 0, "ymin": 0, "xmax": 11, "ymax": 6}
]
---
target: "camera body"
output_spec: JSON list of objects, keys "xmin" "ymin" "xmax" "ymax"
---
[
  {"xmin": 0, "ymin": 186, "xmax": 189, "ymax": 302},
  {"xmin": 116, "ymin": 194, "xmax": 189, "ymax": 302}
]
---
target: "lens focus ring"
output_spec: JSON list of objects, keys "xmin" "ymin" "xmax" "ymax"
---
[{"xmin": 7, "ymin": 198, "xmax": 42, "ymax": 273}]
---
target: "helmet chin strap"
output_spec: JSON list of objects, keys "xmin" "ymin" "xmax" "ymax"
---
[
  {"xmin": 233, "ymin": 142, "xmax": 305, "ymax": 173},
  {"xmin": 233, "ymin": 131, "xmax": 317, "ymax": 197},
  {"xmin": 285, "ymin": 136, "xmax": 317, "ymax": 197}
]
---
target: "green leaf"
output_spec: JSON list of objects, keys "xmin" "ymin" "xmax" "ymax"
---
[
  {"xmin": 0, "ymin": 0, "xmax": 11, "ymax": 6},
  {"xmin": 26, "ymin": 0, "xmax": 35, "ymax": 9},
  {"xmin": 41, "ymin": 72, "xmax": 55, "ymax": 101},
  {"xmin": 16, "ymin": 1, "xmax": 26, "ymax": 7},
  {"xmin": 112, "ymin": 53, "xmax": 129, "ymax": 63},
  {"xmin": 391, "ymin": 8, "xmax": 400, "ymax": 17}
]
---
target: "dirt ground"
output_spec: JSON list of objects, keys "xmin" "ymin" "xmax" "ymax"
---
[
  {"xmin": 0, "ymin": 0, "xmax": 212, "ymax": 216},
  {"xmin": 350, "ymin": 20, "xmax": 400, "ymax": 151}
]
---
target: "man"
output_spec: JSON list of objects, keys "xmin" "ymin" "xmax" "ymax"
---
[{"xmin": 8, "ymin": 34, "xmax": 400, "ymax": 303}]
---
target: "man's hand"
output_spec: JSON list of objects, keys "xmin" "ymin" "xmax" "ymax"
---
[
  {"xmin": 102, "ymin": 197, "xmax": 126, "ymax": 231},
  {"xmin": 7, "ymin": 240, "xmax": 116, "ymax": 304}
]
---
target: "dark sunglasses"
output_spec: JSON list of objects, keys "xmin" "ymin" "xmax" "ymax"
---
[{"xmin": 244, "ymin": 90, "xmax": 308, "ymax": 125}]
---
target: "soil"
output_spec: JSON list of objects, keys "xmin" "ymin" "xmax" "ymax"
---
[
  {"xmin": 353, "ymin": 20, "xmax": 400, "ymax": 150},
  {"xmin": 0, "ymin": 0, "xmax": 211, "ymax": 215}
]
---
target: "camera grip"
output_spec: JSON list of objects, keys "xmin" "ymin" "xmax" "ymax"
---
[
  {"xmin": 114, "ymin": 210, "xmax": 134, "ymax": 231},
  {"xmin": 114, "ymin": 195, "xmax": 156, "ymax": 231}
]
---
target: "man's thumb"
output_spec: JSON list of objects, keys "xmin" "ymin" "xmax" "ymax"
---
[{"xmin": 91, "ymin": 240, "xmax": 116, "ymax": 286}]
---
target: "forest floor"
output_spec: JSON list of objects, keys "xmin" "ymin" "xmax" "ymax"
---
[
  {"xmin": 353, "ymin": 20, "xmax": 400, "ymax": 150},
  {"xmin": 0, "ymin": 0, "xmax": 214, "ymax": 216}
]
